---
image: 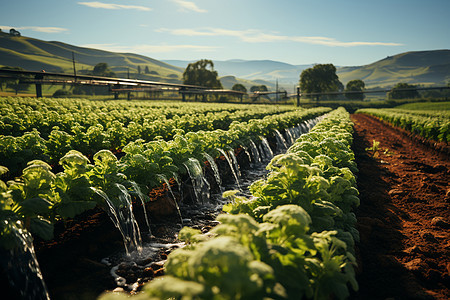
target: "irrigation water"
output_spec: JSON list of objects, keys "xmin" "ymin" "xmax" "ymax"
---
[
  {"xmin": 98, "ymin": 117, "xmax": 323, "ymax": 293},
  {"xmin": 217, "ymin": 148, "xmax": 242, "ymax": 190},
  {"xmin": 156, "ymin": 174, "xmax": 183, "ymax": 226},
  {"xmin": 6, "ymin": 117, "xmax": 322, "ymax": 298},
  {"xmin": 1, "ymin": 219, "xmax": 50, "ymax": 300},
  {"xmin": 130, "ymin": 181, "xmax": 152, "ymax": 236}
]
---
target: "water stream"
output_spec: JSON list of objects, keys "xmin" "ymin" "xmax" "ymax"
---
[
  {"xmin": 183, "ymin": 158, "xmax": 210, "ymax": 204},
  {"xmin": 156, "ymin": 174, "xmax": 183, "ymax": 226},
  {"xmin": 91, "ymin": 186, "xmax": 143, "ymax": 256},
  {"xmin": 217, "ymin": 148, "xmax": 241, "ymax": 190},
  {"xmin": 130, "ymin": 181, "xmax": 152, "ymax": 236},
  {"xmin": 203, "ymin": 152, "xmax": 222, "ymax": 191},
  {"xmin": 1, "ymin": 219, "xmax": 50, "ymax": 300},
  {"xmin": 22, "ymin": 119, "xmax": 322, "ymax": 297},
  {"xmin": 274, "ymin": 129, "xmax": 289, "ymax": 151}
]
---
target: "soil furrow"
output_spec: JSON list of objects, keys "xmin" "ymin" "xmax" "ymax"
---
[{"xmin": 351, "ymin": 113, "xmax": 449, "ymax": 300}]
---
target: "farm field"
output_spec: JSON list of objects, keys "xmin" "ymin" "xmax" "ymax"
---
[
  {"xmin": 351, "ymin": 112, "xmax": 449, "ymax": 300},
  {"xmin": 0, "ymin": 97, "xmax": 449, "ymax": 300}
]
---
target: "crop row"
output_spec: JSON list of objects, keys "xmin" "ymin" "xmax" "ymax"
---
[
  {"xmin": 0, "ymin": 97, "xmax": 297, "ymax": 138},
  {"xmin": 356, "ymin": 108, "xmax": 450, "ymax": 142},
  {"xmin": 0, "ymin": 98, "xmax": 327, "ymax": 176},
  {"xmin": 0, "ymin": 107, "xmax": 330, "ymax": 250},
  {"xmin": 101, "ymin": 107, "xmax": 360, "ymax": 300}
]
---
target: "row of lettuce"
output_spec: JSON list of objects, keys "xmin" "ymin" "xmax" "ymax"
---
[
  {"xmin": 100, "ymin": 107, "xmax": 360, "ymax": 300},
  {"xmin": 0, "ymin": 97, "xmax": 297, "ymax": 138},
  {"xmin": 356, "ymin": 108, "xmax": 449, "ymax": 143},
  {"xmin": 0, "ymin": 98, "xmax": 309, "ymax": 177},
  {"xmin": 0, "ymin": 106, "xmax": 330, "ymax": 250}
]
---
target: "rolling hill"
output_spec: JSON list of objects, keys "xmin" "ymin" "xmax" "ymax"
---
[
  {"xmin": 165, "ymin": 59, "xmax": 311, "ymax": 88},
  {"xmin": 1, "ymin": 32, "xmax": 448, "ymax": 90},
  {"xmin": 168, "ymin": 51, "xmax": 450, "ymax": 89},
  {"xmin": 0, "ymin": 32, "xmax": 274, "ymax": 89},
  {"xmin": 337, "ymin": 50, "xmax": 450, "ymax": 88},
  {"xmin": 0, "ymin": 31, "xmax": 184, "ymax": 83}
]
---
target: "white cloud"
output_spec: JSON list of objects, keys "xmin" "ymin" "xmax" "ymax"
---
[
  {"xmin": 0, "ymin": 25, "xmax": 68, "ymax": 33},
  {"xmin": 172, "ymin": 0, "xmax": 207, "ymax": 13},
  {"xmin": 78, "ymin": 2, "xmax": 152, "ymax": 11},
  {"xmin": 81, "ymin": 43, "xmax": 219, "ymax": 53},
  {"xmin": 158, "ymin": 27, "xmax": 403, "ymax": 47}
]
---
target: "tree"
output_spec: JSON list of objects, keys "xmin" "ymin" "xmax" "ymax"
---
[
  {"xmin": 91, "ymin": 63, "xmax": 116, "ymax": 77},
  {"xmin": 345, "ymin": 79, "xmax": 365, "ymax": 100},
  {"xmin": 299, "ymin": 64, "xmax": 342, "ymax": 100},
  {"xmin": 144, "ymin": 66, "xmax": 150, "ymax": 74},
  {"xmin": 250, "ymin": 85, "xmax": 268, "ymax": 93},
  {"xmin": 183, "ymin": 59, "xmax": 222, "ymax": 88},
  {"xmin": 9, "ymin": 28, "xmax": 21, "ymax": 37},
  {"xmin": 232, "ymin": 83, "xmax": 247, "ymax": 93},
  {"xmin": 137, "ymin": 66, "xmax": 141, "ymax": 74},
  {"xmin": 388, "ymin": 82, "xmax": 419, "ymax": 99}
]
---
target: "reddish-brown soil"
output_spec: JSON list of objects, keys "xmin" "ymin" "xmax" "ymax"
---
[{"xmin": 350, "ymin": 113, "xmax": 450, "ymax": 300}]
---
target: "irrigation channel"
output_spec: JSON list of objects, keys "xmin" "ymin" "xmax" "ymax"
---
[{"xmin": 5, "ymin": 117, "xmax": 322, "ymax": 300}]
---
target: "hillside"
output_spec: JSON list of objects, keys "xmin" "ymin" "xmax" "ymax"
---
[
  {"xmin": 168, "ymin": 51, "xmax": 450, "ymax": 89},
  {"xmin": 0, "ymin": 32, "xmax": 183, "ymax": 83},
  {"xmin": 0, "ymin": 33, "xmax": 274, "ymax": 89},
  {"xmin": 219, "ymin": 75, "xmax": 275, "ymax": 90},
  {"xmin": 1, "ymin": 32, "xmax": 448, "ymax": 89},
  {"xmin": 337, "ymin": 50, "xmax": 450, "ymax": 88},
  {"xmin": 165, "ymin": 59, "xmax": 311, "ymax": 88}
]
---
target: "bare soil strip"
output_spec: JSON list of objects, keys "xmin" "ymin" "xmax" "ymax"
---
[{"xmin": 351, "ymin": 113, "xmax": 449, "ymax": 300}]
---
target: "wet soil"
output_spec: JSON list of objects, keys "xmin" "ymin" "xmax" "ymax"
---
[
  {"xmin": 30, "ymin": 148, "xmax": 256, "ymax": 300},
  {"xmin": 7, "ymin": 118, "xmax": 450, "ymax": 300},
  {"xmin": 350, "ymin": 113, "xmax": 450, "ymax": 300}
]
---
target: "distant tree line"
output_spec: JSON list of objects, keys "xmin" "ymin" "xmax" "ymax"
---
[{"xmin": 297, "ymin": 63, "xmax": 445, "ymax": 101}]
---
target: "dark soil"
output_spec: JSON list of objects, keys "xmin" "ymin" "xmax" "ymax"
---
[
  {"xmin": 30, "ymin": 148, "xmax": 255, "ymax": 300},
  {"xmin": 6, "ymin": 120, "xmax": 449, "ymax": 300},
  {"xmin": 351, "ymin": 113, "xmax": 450, "ymax": 300}
]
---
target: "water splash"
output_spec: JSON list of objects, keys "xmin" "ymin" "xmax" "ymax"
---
[
  {"xmin": 1, "ymin": 219, "xmax": 50, "ymax": 300},
  {"xmin": 228, "ymin": 149, "xmax": 241, "ymax": 178},
  {"xmin": 292, "ymin": 126, "xmax": 302, "ymax": 140},
  {"xmin": 116, "ymin": 184, "xmax": 143, "ymax": 254},
  {"xmin": 285, "ymin": 128, "xmax": 295, "ymax": 145},
  {"xmin": 129, "ymin": 181, "xmax": 152, "ymax": 237},
  {"xmin": 92, "ymin": 186, "xmax": 142, "ymax": 255},
  {"xmin": 203, "ymin": 152, "xmax": 222, "ymax": 190},
  {"xmin": 217, "ymin": 148, "xmax": 241, "ymax": 190},
  {"xmin": 172, "ymin": 171, "xmax": 183, "ymax": 203},
  {"xmin": 300, "ymin": 122, "xmax": 309, "ymax": 134},
  {"xmin": 156, "ymin": 174, "xmax": 183, "ymax": 226},
  {"xmin": 249, "ymin": 140, "xmax": 261, "ymax": 164},
  {"xmin": 260, "ymin": 137, "xmax": 274, "ymax": 159},
  {"xmin": 183, "ymin": 158, "xmax": 210, "ymax": 204},
  {"xmin": 239, "ymin": 145, "xmax": 253, "ymax": 165},
  {"xmin": 274, "ymin": 129, "xmax": 288, "ymax": 152},
  {"xmin": 258, "ymin": 144, "xmax": 267, "ymax": 161}
]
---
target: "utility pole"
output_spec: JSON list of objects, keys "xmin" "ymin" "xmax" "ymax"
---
[
  {"xmin": 127, "ymin": 68, "xmax": 131, "ymax": 100},
  {"xmin": 72, "ymin": 51, "xmax": 77, "ymax": 82},
  {"xmin": 275, "ymin": 79, "xmax": 279, "ymax": 102}
]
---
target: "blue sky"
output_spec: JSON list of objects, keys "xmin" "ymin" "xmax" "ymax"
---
[{"xmin": 1, "ymin": 0, "xmax": 449, "ymax": 66}]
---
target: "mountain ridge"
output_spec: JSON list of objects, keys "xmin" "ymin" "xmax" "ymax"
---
[{"xmin": 0, "ymin": 32, "xmax": 448, "ymax": 90}]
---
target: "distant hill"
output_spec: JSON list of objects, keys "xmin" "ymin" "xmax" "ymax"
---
[
  {"xmin": 167, "ymin": 51, "xmax": 450, "ymax": 89},
  {"xmin": 0, "ymin": 32, "xmax": 273, "ymax": 88},
  {"xmin": 1, "ymin": 32, "xmax": 448, "ymax": 89},
  {"xmin": 219, "ymin": 75, "xmax": 275, "ymax": 90},
  {"xmin": 0, "ymin": 31, "xmax": 183, "ymax": 82},
  {"xmin": 165, "ymin": 59, "xmax": 311, "ymax": 88},
  {"xmin": 337, "ymin": 50, "xmax": 450, "ymax": 88}
]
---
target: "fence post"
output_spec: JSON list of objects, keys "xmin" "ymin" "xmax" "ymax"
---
[{"xmin": 35, "ymin": 73, "xmax": 43, "ymax": 98}]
